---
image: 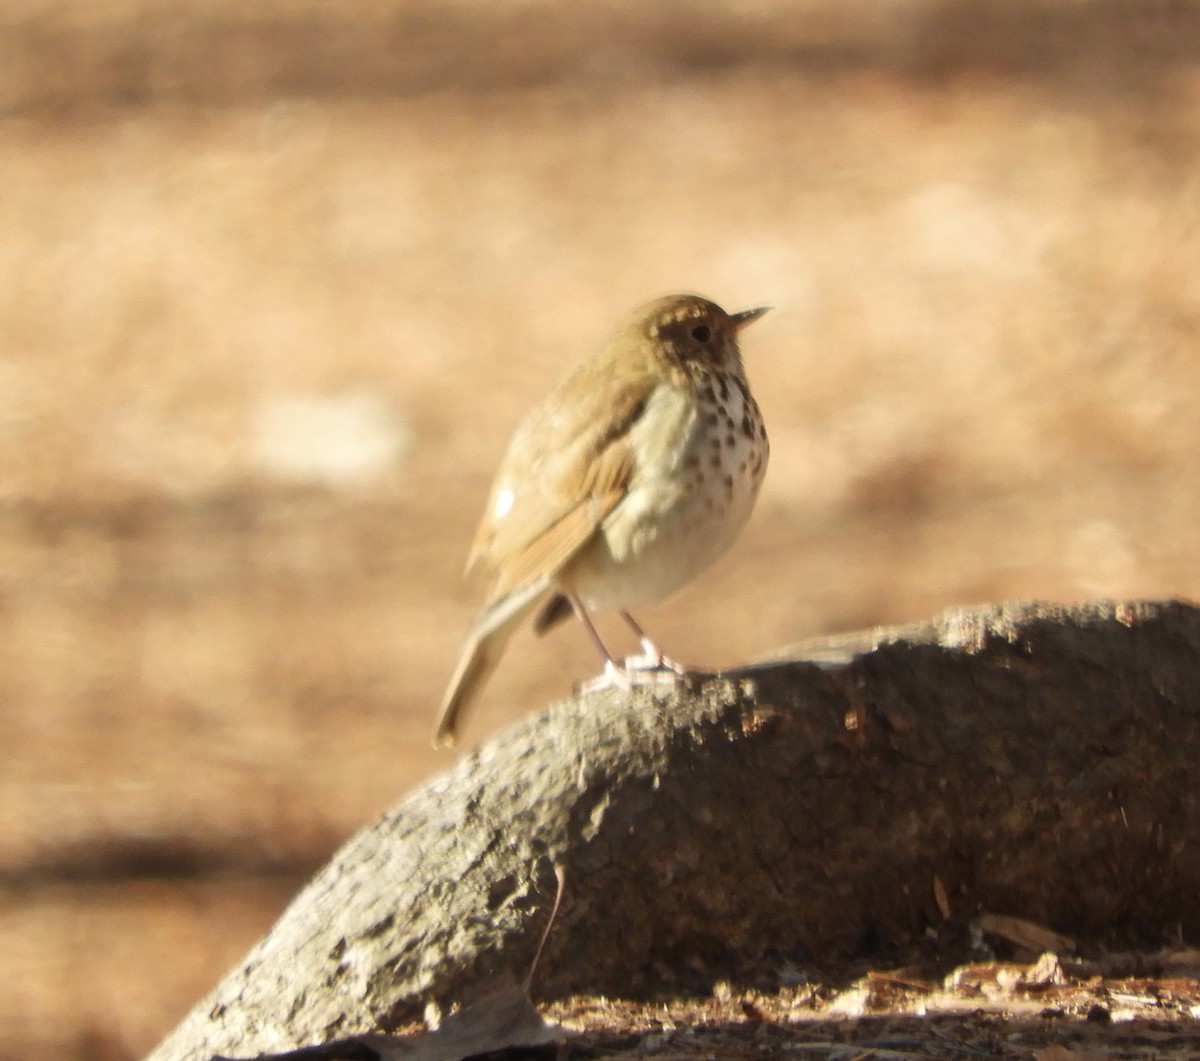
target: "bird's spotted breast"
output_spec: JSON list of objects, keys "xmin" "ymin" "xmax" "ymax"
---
[
  {"xmin": 688, "ymin": 366, "xmax": 768, "ymax": 526},
  {"xmin": 563, "ymin": 364, "xmax": 767, "ymax": 612}
]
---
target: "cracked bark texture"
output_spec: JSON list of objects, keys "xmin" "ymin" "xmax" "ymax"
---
[{"xmin": 149, "ymin": 599, "xmax": 1200, "ymax": 1061}]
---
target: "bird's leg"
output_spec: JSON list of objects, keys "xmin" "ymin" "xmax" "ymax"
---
[
  {"xmin": 618, "ymin": 612, "xmax": 689, "ymax": 677},
  {"xmin": 567, "ymin": 592, "xmax": 634, "ymax": 694},
  {"xmin": 567, "ymin": 595, "xmax": 697, "ymax": 694}
]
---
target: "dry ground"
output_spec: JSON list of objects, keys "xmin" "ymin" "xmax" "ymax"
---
[
  {"xmin": 3, "ymin": 2, "xmax": 1200, "ymax": 1057},
  {"xmin": 542, "ymin": 954, "xmax": 1200, "ymax": 1060}
]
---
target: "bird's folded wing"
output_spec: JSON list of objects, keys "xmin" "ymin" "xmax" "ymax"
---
[
  {"xmin": 469, "ymin": 372, "xmax": 653, "ymax": 600},
  {"xmin": 488, "ymin": 440, "xmax": 633, "ymax": 598}
]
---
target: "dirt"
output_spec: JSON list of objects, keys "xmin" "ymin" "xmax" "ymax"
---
[
  {"xmin": 542, "ymin": 952, "xmax": 1200, "ymax": 1059},
  {"xmin": 3, "ymin": 2, "xmax": 1200, "ymax": 1057},
  {"xmin": 276, "ymin": 951, "xmax": 1200, "ymax": 1060}
]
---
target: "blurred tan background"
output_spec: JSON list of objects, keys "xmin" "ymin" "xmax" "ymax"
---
[{"xmin": 3, "ymin": 1, "xmax": 1200, "ymax": 1056}]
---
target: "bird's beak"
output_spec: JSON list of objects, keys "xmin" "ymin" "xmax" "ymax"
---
[{"xmin": 732, "ymin": 306, "xmax": 771, "ymax": 330}]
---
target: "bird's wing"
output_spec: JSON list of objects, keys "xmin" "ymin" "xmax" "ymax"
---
[{"xmin": 468, "ymin": 369, "xmax": 653, "ymax": 601}]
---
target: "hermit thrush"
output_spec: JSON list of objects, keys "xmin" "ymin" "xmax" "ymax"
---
[{"xmin": 433, "ymin": 294, "xmax": 769, "ymax": 746}]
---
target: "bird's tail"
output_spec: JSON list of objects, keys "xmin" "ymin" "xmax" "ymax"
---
[{"xmin": 433, "ymin": 577, "xmax": 551, "ymax": 748}]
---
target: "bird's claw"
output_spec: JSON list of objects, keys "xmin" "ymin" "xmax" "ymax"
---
[{"xmin": 574, "ymin": 656, "xmax": 698, "ymax": 696}]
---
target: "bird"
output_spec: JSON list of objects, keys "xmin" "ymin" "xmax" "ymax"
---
[{"xmin": 433, "ymin": 293, "xmax": 770, "ymax": 746}]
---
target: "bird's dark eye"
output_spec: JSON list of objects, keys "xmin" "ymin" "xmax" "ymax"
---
[{"xmin": 691, "ymin": 324, "xmax": 712, "ymax": 343}]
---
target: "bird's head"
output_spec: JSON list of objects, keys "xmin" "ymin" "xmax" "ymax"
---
[{"xmin": 633, "ymin": 293, "xmax": 769, "ymax": 373}]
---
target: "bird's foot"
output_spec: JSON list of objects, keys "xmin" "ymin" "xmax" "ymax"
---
[
  {"xmin": 621, "ymin": 647, "xmax": 689, "ymax": 676},
  {"xmin": 574, "ymin": 655, "xmax": 699, "ymax": 696},
  {"xmin": 621, "ymin": 633, "xmax": 695, "ymax": 679},
  {"xmin": 575, "ymin": 659, "xmax": 634, "ymax": 695}
]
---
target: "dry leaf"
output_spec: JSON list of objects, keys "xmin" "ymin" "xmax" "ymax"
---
[
  {"xmin": 212, "ymin": 992, "xmax": 562, "ymax": 1061},
  {"xmin": 1034, "ymin": 1045, "xmax": 1111, "ymax": 1061},
  {"xmin": 978, "ymin": 911, "xmax": 1075, "ymax": 953},
  {"xmin": 1025, "ymin": 951, "xmax": 1067, "ymax": 987},
  {"xmin": 932, "ymin": 874, "xmax": 951, "ymax": 920}
]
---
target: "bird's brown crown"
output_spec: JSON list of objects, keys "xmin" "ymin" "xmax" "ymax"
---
[{"xmin": 622, "ymin": 294, "xmax": 768, "ymax": 373}]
